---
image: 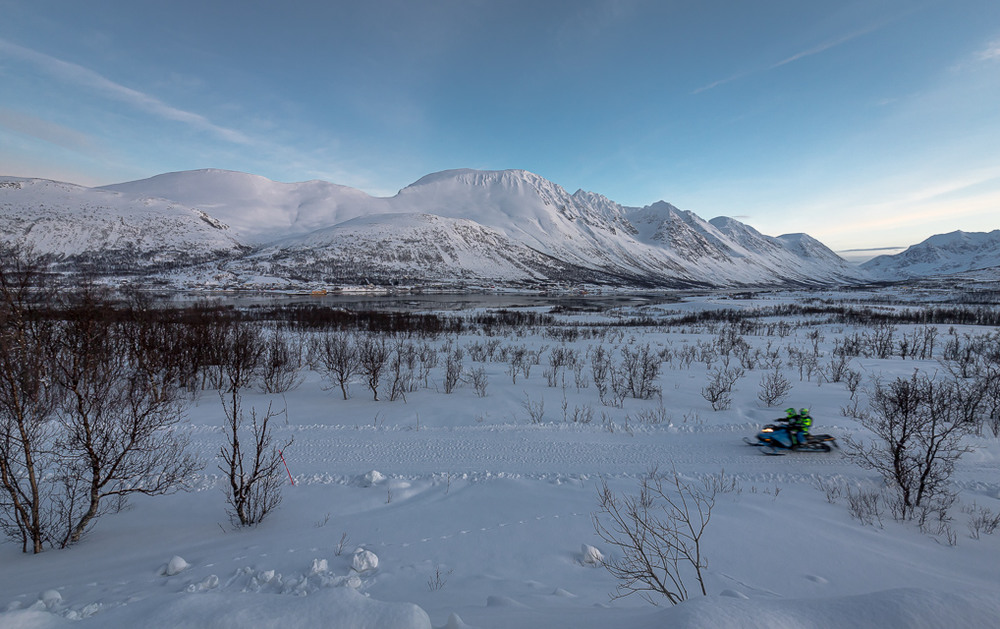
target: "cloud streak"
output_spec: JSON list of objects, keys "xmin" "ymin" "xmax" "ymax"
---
[
  {"xmin": 692, "ymin": 24, "xmax": 881, "ymax": 94},
  {"xmin": 801, "ymin": 167, "xmax": 1000, "ymax": 246},
  {"xmin": 0, "ymin": 108, "xmax": 95, "ymax": 151},
  {"xmin": 0, "ymin": 37, "xmax": 252, "ymax": 145}
]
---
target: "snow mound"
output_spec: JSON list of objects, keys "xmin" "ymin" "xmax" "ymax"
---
[
  {"xmin": 440, "ymin": 611, "xmax": 476, "ymax": 628},
  {"xmin": 358, "ymin": 470, "xmax": 386, "ymax": 487},
  {"xmin": 352, "ymin": 549, "xmax": 379, "ymax": 574},
  {"xmin": 0, "ymin": 609, "xmax": 70, "ymax": 628},
  {"xmin": 307, "ymin": 559, "xmax": 328, "ymax": 576},
  {"xmin": 162, "ymin": 556, "xmax": 190, "ymax": 576},
  {"xmin": 38, "ymin": 590, "xmax": 62, "ymax": 610},
  {"xmin": 580, "ymin": 544, "xmax": 604, "ymax": 566},
  {"xmin": 719, "ymin": 589, "xmax": 749, "ymax": 599}
]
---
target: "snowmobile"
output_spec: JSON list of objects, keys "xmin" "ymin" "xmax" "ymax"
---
[{"xmin": 743, "ymin": 418, "xmax": 838, "ymax": 456}]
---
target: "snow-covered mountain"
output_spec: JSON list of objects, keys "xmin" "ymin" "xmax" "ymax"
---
[
  {"xmin": 3, "ymin": 169, "xmax": 866, "ymax": 289},
  {"xmin": 0, "ymin": 177, "xmax": 246, "ymax": 273},
  {"xmin": 100, "ymin": 169, "xmax": 375, "ymax": 244},
  {"xmin": 861, "ymin": 230, "xmax": 1000, "ymax": 280}
]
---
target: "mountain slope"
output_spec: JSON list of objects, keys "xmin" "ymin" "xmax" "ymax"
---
[
  {"xmin": 4, "ymin": 169, "xmax": 867, "ymax": 288},
  {"xmin": 861, "ymin": 230, "xmax": 1000, "ymax": 279},
  {"xmin": 101, "ymin": 169, "xmax": 378, "ymax": 243},
  {"xmin": 0, "ymin": 177, "xmax": 246, "ymax": 272}
]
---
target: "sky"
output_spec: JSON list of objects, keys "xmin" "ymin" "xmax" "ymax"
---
[{"xmin": 1, "ymin": 0, "xmax": 999, "ymax": 258}]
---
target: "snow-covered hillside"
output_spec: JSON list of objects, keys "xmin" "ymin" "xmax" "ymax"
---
[
  {"xmin": 0, "ymin": 177, "xmax": 245, "ymax": 270},
  {"xmin": 101, "ymin": 169, "xmax": 378, "ymax": 243},
  {"xmin": 5, "ymin": 168, "xmax": 867, "ymax": 288},
  {"xmin": 861, "ymin": 230, "xmax": 1000, "ymax": 280}
]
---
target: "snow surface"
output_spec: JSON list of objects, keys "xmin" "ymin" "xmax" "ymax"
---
[{"xmin": 1, "ymin": 291, "xmax": 999, "ymax": 628}]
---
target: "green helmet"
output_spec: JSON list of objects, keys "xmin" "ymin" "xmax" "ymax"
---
[
  {"xmin": 786, "ymin": 408, "xmax": 798, "ymax": 418},
  {"xmin": 800, "ymin": 408, "xmax": 810, "ymax": 417}
]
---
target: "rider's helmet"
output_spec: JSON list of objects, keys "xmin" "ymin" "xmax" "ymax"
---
[
  {"xmin": 785, "ymin": 408, "xmax": 797, "ymax": 419},
  {"xmin": 799, "ymin": 408, "xmax": 810, "ymax": 417}
]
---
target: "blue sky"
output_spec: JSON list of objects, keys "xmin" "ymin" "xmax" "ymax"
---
[{"xmin": 1, "ymin": 0, "xmax": 998, "ymax": 257}]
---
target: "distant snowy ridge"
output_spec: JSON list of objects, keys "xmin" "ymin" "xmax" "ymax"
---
[
  {"xmin": 861, "ymin": 230, "xmax": 1000, "ymax": 280},
  {"xmin": 4, "ymin": 168, "xmax": 867, "ymax": 288},
  {"xmin": 0, "ymin": 177, "xmax": 246, "ymax": 271}
]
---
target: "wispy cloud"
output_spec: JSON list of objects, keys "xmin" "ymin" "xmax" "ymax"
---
[
  {"xmin": 0, "ymin": 108, "xmax": 95, "ymax": 151},
  {"xmin": 692, "ymin": 24, "xmax": 881, "ymax": 95},
  {"xmin": 0, "ymin": 37, "xmax": 252, "ymax": 145},
  {"xmin": 803, "ymin": 167, "xmax": 1000, "ymax": 245},
  {"xmin": 975, "ymin": 38, "xmax": 1000, "ymax": 61}
]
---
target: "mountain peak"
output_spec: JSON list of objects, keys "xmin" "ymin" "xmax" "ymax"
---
[{"xmin": 402, "ymin": 168, "xmax": 551, "ymax": 192}]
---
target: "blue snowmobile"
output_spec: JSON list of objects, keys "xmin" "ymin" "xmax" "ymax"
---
[{"xmin": 744, "ymin": 417, "xmax": 838, "ymax": 456}]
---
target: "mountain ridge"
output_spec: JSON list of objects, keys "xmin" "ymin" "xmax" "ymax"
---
[
  {"xmin": 4, "ymin": 168, "xmax": 867, "ymax": 289},
  {"xmin": 860, "ymin": 229, "xmax": 1000, "ymax": 280}
]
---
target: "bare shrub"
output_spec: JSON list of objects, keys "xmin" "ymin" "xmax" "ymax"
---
[
  {"xmin": 506, "ymin": 344, "xmax": 528, "ymax": 384},
  {"xmin": 757, "ymin": 368, "xmax": 792, "ymax": 407},
  {"xmin": 702, "ymin": 367, "xmax": 743, "ymax": 411},
  {"xmin": 417, "ymin": 342, "xmax": 437, "ymax": 388},
  {"xmin": 845, "ymin": 485, "xmax": 884, "ymax": 528},
  {"xmin": 219, "ymin": 401, "xmax": 290, "ymax": 527},
  {"xmin": 845, "ymin": 369, "xmax": 863, "ymax": 399},
  {"xmin": 627, "ymin": 405, "xmax": 670, "ymax": 426},
  {"xmin": 521, "ymin": 393, "xmax": 545, "ymax": 424},
  {"xmin": 217, "ymin": 322, "xmax": 291, "ymax": 527},
  {"xmin": 358, "ymin": 334, "xmax": 390, "ymax": 400},
  {"xmin": 591, "ymin": 344, "xmax": 611, "ymax": 399},
  {"xmin": 312, "ymin": 331, "xmax": 357, "ymax": 400},
  {"xmin": 52, "ymin": 288, "xmax": 202, "ymax": 548},
  {"xmin": 620, "ymin": 343, "xmax": 662, "ymax": 400},
  {"xmin": 443, "ymin": 345, "xmax": 463, "ymax": 394},
  {"xmin": 594, "ymin": 466, "xmax": 715, "ymax": 605},
  {"xmin": 845, "ymin": 372, "xmax": 973, "ymax": 521},
  {"xmin": 702, "ymin": 469, "xmax": 740, "ymax": 495},
  {"xmin": 545, "ymin": 345, "xmax": 577, "ymax": 387},
  {"xmin": 386, "ymin": 338, "xmax": 415, "ymax": 402},
  {"xmin": 840, "ymin": 398, "xmax": 867, "ymax": 419},
  {"xmin": 258, "ymin": 327, "xmax": 304, "ymax": 394},
  {"xmin": 466, "ymin": 365, "xmax": 488, "ymax": 397},
  {"xmin": 1, "ymin": 256, "xmax": 202, "ymax": 552},
  {"xmin": 0, "ymin": 246, "xmax": 62, "ymax": 553},
  {"xmin": 822, "ymin": 354, "xmax": 851, "ymax": 384},
  {"xmin": 565, "ymin": 403, "xmax": 594, "ymax": 424},
  {"xmin": 814, "ymin": 477, "xmax": 845, "ymax": 504},
  {"xmin": 964, "ymin": 503, "xmax": 1000, "ymax": 540},
  {"xmin": 427, "ymin": 564, "xmax": 453, "ymax": 591}
]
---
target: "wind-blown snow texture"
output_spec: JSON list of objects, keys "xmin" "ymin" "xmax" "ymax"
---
[{"xmin": 1, "ymin": 169, "xmax": 868, "ymax": 288}]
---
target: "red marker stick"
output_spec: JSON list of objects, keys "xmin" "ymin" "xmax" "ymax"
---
[{"xmin": 279, "ymin": 450, "xmax": 295, "ymax": 485}]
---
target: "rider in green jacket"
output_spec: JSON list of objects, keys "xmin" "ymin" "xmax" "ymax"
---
[{"xmin": 784, "ymin": 407, "xmax": 812, "ymax": 446}]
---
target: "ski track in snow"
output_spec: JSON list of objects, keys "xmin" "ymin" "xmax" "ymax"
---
[{"xmin": 183, "ymin": 422, "xmax": 862, "ymax": 491}]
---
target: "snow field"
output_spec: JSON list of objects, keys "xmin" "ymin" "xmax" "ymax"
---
[{"xmin": 2, "ymin": 292, "xmax": 999, "ymax": 628}]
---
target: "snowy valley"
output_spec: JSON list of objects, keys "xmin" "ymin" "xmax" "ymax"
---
[{"xmin": 1, "ymin": 287, "xmax": 999, "ymax": 629}]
